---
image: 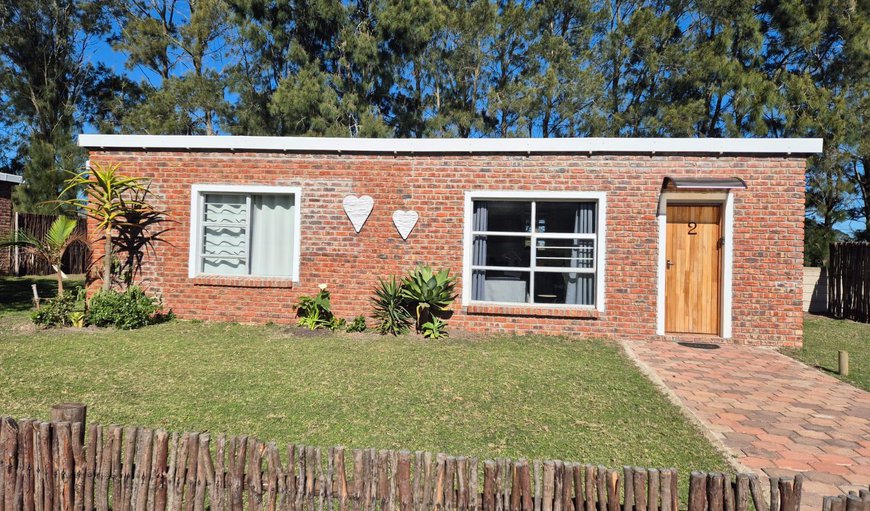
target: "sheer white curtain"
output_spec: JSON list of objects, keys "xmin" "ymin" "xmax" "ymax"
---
[{"xmin": 250, "ymin": 195, "xmax": 295, "ymax": 276}]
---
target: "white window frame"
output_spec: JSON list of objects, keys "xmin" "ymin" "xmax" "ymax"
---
[
  {"xmin": 462, "ymin": 191, "xmax": 607, "ymax": 311},
  {"xmin": 188, "ymin": 184, "xmax": 302, "ymax": 280}
]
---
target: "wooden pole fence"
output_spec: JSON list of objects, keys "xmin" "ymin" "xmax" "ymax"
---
[{"xmin": 0, "ymin": 413, "xmax": 819, "ymax": 511}]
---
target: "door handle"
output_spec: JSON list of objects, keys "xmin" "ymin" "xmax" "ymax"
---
[{"xmin": 666, "ymin": 259, "xmax": 674, "ymax": 269}]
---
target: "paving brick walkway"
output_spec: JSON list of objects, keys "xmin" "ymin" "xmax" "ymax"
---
[{"xmin": 623, "ymin": 341, "xmax": 870, "ymax": 510}]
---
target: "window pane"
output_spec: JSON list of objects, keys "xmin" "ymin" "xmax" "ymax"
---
[
  {"xmin": 472, "ymin": 270, "xmax": 530, "ymax": 303},
  {"xmin": 204, "ymin": 194, "xmax": 247, "ymax": 224},
  {"xmin": 535, "ymin": 202, "xmax": 595, "ymax": 234},
  {"xmin": 250, "ymin": 194, "xmax": 295, "ymax": 276},
  {"xmin": 473, "ymin": 235, "xmax": 531, "ymax": 267},
  {"xmin": 533, "ymin": 272, "xmax": 595, "ymax": 305},
  {"xmin": 202, "ymin": 257, "xmax": 248, "ymax": 275},
  {"xmin": 535, "ymin": 239, "xmax": 595, "ymax": 268},
  {"xmin": 477, "ymin": 201, "xmax": 531, "ymax": 232}
]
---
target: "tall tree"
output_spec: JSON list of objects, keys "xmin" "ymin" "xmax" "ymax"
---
[
  {"xmin": 0, "ymin": 0, "xmax": 109, "ymax": 212},
  {"xmin": 224, "ymin": 0, "xmax": 351, "ymax": 135},
  {"xmin": 110, "ymin": 0, "xmax": 230, "ymax": 134},
  {"xmin": 763, "ymin": 0, "xmax": 869, "ymax": 239},
  {"xmin": 519, "ymin": 0, "xmax": 602, "ymax": 137}
]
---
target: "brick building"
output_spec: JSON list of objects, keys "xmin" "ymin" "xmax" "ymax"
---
[
  {"xmin": 0, "ymin": 173, "xmax": 23, "ymax": 275},
  {"xmin": 79, "ymin": 135, "xmax": 822, "ymax": 346}
]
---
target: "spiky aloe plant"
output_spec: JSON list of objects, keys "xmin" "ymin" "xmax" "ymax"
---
[
  {"xmin": 371, "ymin": 276, "xmax": 412, "ymax": 335},
  {"xmin": 400, "ymin": 266, "xmax": 458, "ymax": 332}
]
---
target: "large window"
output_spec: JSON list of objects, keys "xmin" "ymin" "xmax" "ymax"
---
[
  {"xmin": 465, "ymin": 193, "xmax": 605, "ymax": 308},
  {"xmin": 189, "ymin": 185, "xmax": 301, "ymax": 279}
]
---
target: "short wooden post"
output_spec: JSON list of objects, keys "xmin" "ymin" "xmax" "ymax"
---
[
  {"xmin": 838, "ymin": 351, "xmax": 849, "ymax": 376},
  {"xmin": 51, "ymin": 404, "xmax": 87, "ymax": 443}
]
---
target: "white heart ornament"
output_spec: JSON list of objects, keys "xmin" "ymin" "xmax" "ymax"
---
[
  {"xmin": 392, "ymin": 210, "xmax": 419, "ymax": 240},
  {"xmin": 342, "ymin": 195, "xmax": 375, "ymax": 233}
]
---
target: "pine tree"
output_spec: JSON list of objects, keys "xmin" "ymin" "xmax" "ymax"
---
[
  {"xmin": 110, "ymin": 0, "xmax": 230, "ymax": 134},
  {"xmin": 0, "ymin": 0, "xmax": 109, "ymax": 211}
]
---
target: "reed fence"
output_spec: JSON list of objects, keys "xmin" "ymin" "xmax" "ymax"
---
[
  {"xmin": 11, "ymin": 213, "xmax": 89, "ymax": 276},
  {"xmin": 0, "ymin": 413, "xmax": 810, "ymax": 511},
  {"xmin": 827, "ymin": 242, "xmax": 870, "ymax": 323}
]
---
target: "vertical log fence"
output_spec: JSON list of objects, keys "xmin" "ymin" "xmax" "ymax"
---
[
  {"xmin": 0, "ymin": 413, "xmax": 813, "ymax": 511},
  {"xmin": 828, "ymin": 242, "xmax": 870, "ymax": 323},
  {"xmin": 10, "ymin": 213, "xmax": 89, "ymax": 276},
  {"xmin": 820, "ymin": 487, "xmax": 869, "ymax": 511}
]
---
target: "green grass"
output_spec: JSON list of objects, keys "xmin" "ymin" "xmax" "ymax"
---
[
  {"xmin": 782, "ymin": 314, "xmax": 870, "ymax": 391},
  {"xmin": 0, "ymin": 275, "xmax": 729, "ymax": 479}
]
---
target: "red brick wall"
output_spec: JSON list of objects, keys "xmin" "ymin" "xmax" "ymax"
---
[
  {"xmin": 0, "ymin": 182, "xmax": 14, "ymax": 275},
  {"xmin": 85, "ymin": 151, "xmax": 807, "ymax": 347}
]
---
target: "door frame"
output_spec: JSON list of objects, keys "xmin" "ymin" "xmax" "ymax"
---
[{"xmin": 656, "ymin": 191, "xmax": 734, "ymax": 338}]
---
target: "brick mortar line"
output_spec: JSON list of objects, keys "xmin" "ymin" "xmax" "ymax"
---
[{"xmin": 619, "ymin": 340, "xmax": 772, "ymax": 506}]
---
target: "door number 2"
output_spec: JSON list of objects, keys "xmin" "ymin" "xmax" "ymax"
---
[{"xmin": 687, "ymin": 222, "xmax": 698, "ymax": 235}]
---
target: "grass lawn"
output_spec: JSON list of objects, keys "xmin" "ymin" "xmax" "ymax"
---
[
  {"xmin": 0, "ymin": 276, "xmax": 729, "ymax": 483},
  {"xmin": 782, "ymin": 314, "xmax": 870, "ymax": 391}
]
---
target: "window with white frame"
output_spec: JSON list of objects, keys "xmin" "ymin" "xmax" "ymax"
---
[
  {"xmin": 467, "ymin": 196, "xmax": 602, "ymax": 307},
  {"xmin": 190, "ymin": 185, "xmax": 300, "ymax": 279}
]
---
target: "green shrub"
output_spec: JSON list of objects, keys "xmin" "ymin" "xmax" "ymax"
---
[
  {"xmin": 371, "ymin": 277, "xmax": 412, "ymax": 336},
  {"xmin": 87, "ymin": 287, "xmax": 169, "ymax": 330},
  {"xmin": 421, "ymin": 317, "xmax": 449, "ymax": 339},
  {"xmin": 346, "ymin": 315, "xmax": 367, "ymax": 333},
  {"xmin": 32, "ymin": 291, "xmax": 78, "ymax": 327},
  {"xmin": 295, "ymin": 285, "xmax": 334, "ymax": 330},
  {"xmin": 327, "ymin": 316, "xmax": 347, "ymax": 331},
  {"xmin": 401, "ymin": 266, "xmax": 457, "ymax": 331}
]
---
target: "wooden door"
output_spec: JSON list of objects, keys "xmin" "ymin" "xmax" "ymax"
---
[{"xmin": 665, "ymin": 204, "xmax": 722, "ymax": 335}]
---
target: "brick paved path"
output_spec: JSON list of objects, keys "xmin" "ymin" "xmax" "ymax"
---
[{"xmin": 624, "ymin": 341, "xmax": 870, "ymax": 510}]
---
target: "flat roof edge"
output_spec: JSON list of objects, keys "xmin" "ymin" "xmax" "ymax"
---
[
  {"xmin": 78, "ymin": 135, "xmax": 824, "ymax": 155},
  {"xmin": 0, "ymin": 172, "xmax": 24, "ymax": 184}
]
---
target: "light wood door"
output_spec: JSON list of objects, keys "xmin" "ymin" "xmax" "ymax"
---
[{"xmin": 665, "ymin": 204, "xmax": 722, "ymax": 335}]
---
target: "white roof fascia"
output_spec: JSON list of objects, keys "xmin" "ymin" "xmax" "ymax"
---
[
  {"xmin": 0, "ymin": 172, "xmax": 24, "ymax": 184},
  {"xmin": 78, "ymin": 134, "xmax": 824, "ymax": 155}
]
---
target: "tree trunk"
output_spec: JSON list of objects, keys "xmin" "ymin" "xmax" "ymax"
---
[
  {"xmin": 102, "ymin": 227, "xmax": 112, "ymax": 292},
  {"xmin": 57, "ymin": 267, "xmax": 64, "ymax": 295}
]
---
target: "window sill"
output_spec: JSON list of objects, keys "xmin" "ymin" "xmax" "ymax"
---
[
  {"xmin": 465, "ymin": 304, "xmax": 599, "ymax": 319},
  {"xmin": 190, "ymin": 276, "xmax": 295, "ymax": 289}
]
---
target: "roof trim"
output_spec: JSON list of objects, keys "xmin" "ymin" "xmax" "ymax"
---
[
  {"xmin": 0, "ymin": 172, "xmax": 23, "ymax": 184},
  {"xmin": 78, "ymin": 135, "xmax": 824, "ymax": 155}
]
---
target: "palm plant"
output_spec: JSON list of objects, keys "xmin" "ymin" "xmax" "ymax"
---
[
  {"xmin": 400, "ymin": 266, "xmax": 458, "ymax": 331},
  {"xmin": 59, "ymin": 162, "xmax": 149, "ymax": 291},
  {"xmin": 0, "ymin": 215, "xmax": 86, "ymax": 294}
]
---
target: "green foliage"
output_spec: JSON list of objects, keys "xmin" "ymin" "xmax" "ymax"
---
[
  {"xmin": 295, "ymin": 287, "xmax": 334, "ymax": 330},
  {"xmin": 68, "ymin": 311, "xmax": 86, "ymax": 328},
  {"xmin": 804, "ymin": 218, "xmax": 849, "ymax": 266},
  {"xmin": 0, "ymin": 0, "xmax": 106, "ymax": 212},
  {"xmin": 346, "ymin": 315, "xmax": 367, "ymax": 333},
  {"xmin": 59, "ymin": 162, "xmax": 152, "ymax": 291},
  {"xmin": 420, "ymin": 317, "xmax": 448, "ymax": 340},
  {"xmin": 3, "ymin": 0, "xmax": 870, "ymax": 247},
  {"xmin": 87, "ymin": 287, "xmax": 169, "ymax": 330},
  {"xmin": 327, "ymin": 316, "xmax": 347, "ymax": 331},
  {"xmin": 0, "ymin": 215, "xmax": 86, "ymax": 294},
  {"xmin": 400, "ymin": 266, "xmax": 458, "ymax": 331},
  {"xmin": 370, "ymin": 277, "xmax": 412, "ymax": 336},
  {"xmin": 31, "ymin": 291, "xmax": 79, "ymax": 328}
]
